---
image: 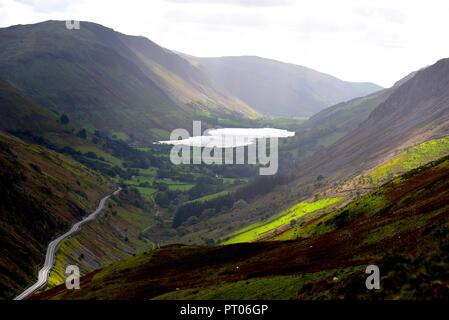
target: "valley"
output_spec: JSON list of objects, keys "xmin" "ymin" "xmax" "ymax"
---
[{"xmin": 0, "ymin": 19, "xmax": 448, "ymax": 301}]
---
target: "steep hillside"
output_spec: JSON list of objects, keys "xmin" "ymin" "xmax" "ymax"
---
[
  {"xmin": 196, "ymin": 56, "xmax": 382, "ymax": 117},
  {"xmin": 0, "ymin": 78, "xmax": 62, "ymax": 133},
  {"xmin": 120, "ymin": 36, "xmax": 258, "ymax": 117},
  {"xmin": 298, "ymin": 58, "xmax": 449, "ymax": 182},
  {"xmin": 0, "ymin": 21, "xmax": 250, "ymax": 142},
  {"xmin": 293, "ymin": 71, "xmax": 417, "ymax": 160},
  {"xmin": 0, "ymin": 131, "xmax": 115, "ymax": 299},
  {"xmin": 46, "ymin": 188, "xmax": 158, "ymax": 288},
  {"xmin": 37, "ymin": 155, "xmax": 449, "ymax": 300}
]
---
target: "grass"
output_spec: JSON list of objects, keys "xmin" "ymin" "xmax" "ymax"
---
[
  {"xmin": 111, "ymin": 131, "xmax": 130, "ymax": 141},
  {"xmin": 153, "ymin": 275, "xmax": 313, "ymax": 300},
  {"xmin": 153, "ymin": 266, "xmax": 363, "ymax": 300},
  {"xmin": 369, "ymin": 136, "xmax": 449, "ymax": 182},
  {"xmin": 167, "ymin": 184, "xmax": 194, "ymax": 191},
  {"xmin": 138, "ymin": 167, "xmax": 158, "ymax": 177},
  {"xmin": 148, "ymin": 128, "xmax": 170, "ymax": 140},
  {"xmin": 274, "ymin": 193, "xmax": 386, "ymax": 241},
  {"xmin": 136, "ymin": 187, "xmax": 158, "ymax": 199},
  {"xmin": 256, "ymin": 116, "xmax": 307, "ymax": 129},
  {"xmin": 74, "ymin": 145, "xmax": 123, "ymax": 166},
  {"xmin": 188, "ymin": 189, "xmax": 231, "ymax": 204},
  {"xmin": 124, "ymin": 176, "xmax": 155, "ymax": 186},
  {"xmin": 223, "ymin": 197, "xmax": 343, "ymax": 244}
]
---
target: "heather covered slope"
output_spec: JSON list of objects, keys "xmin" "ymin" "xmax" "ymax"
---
[
  {"xmin": 0, "ymin": 132, "xmax": 114, "ymax": 299},
  {"xmin": 37, "ymin": 155, "xmax": 449, "ymax": 300},
  {"xmin": 196, "ymin": 56, "xmax": 382, "ymax": 117}
]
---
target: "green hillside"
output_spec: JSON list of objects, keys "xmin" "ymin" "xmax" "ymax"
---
[
  {"xmin": 223, "ymin": 197, "xmax": 343, "ymax": 244},
  {"xmin": 37, "ymin": 154, "xmax": 449, "ymax": 300}
]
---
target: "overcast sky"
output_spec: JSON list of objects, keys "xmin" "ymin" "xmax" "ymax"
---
[{"xmin": 1, "ymin": 0, "xmax": 449, "ymax": 87}]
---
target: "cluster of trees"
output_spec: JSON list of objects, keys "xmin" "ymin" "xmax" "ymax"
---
[
  {"xmin": 93, "ymin": 131, "xmax": 163, "ymax": 169},
  {"xmin": 154, "ymin": 175, "xmax": 228, "ymax": 208},
  {"xmin": 115, "ymin": 186, "xmax": 151, "ymax": 211},
  {"xmin": 172, "ymin": 173, "xmax": 292, "ymax": 227}
]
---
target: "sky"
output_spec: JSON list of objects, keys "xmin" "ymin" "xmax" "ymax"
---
[{"xmin": 1, "ymin": 0, "xmax": 449, "ymax": 87}]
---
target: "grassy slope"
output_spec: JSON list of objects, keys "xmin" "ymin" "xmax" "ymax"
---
[
  {"xmin": 223, "ymin": 197, "xmax": 343, "ymax": 244},
  {"xmin": 223, "ymin": 135, "xmax": 449, "ymax": 246},
  {"xmin": 37, "ymin": 155, "xmax": 449, "ymax": 300},
  {"xmin": 335, "ymin": 135, "xmax": 449, "ymax": 195},
  {"xmin": 0, "ymin": 131, "xmax": 115, "ymax": 299},
  {"xmin": 369, "ymin": 136, "xmax": 449, "ymax": 182}
]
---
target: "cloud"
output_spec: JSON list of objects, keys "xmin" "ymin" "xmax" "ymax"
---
[
  {"xmin": 354, "ymin": 6, "xmax": 406, "ymax": 24},
  {"xmin": 1, "ymin": 0, "xmax": 449, "ymax": 87},
  {"xmin": 164, "ymin": 9, "xmax": 269, "ymax": 28},
  {"xmin": 14, "ymin": 0, "xmax": 74, "ymax": 13},
  {"xmin": 165, "ymin": 0, "xmax": 292, "ymax": 7}
]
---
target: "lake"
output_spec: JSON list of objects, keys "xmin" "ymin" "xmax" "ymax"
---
[{"xmin": 158, "ymin": 128, "xmax": 295, "ymax": 148}]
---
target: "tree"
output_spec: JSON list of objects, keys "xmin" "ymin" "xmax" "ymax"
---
[
  {"xmin": 184, "ymin": 215, "xmax": 199, "ymax": 226},
  {"xmin": 232, "ymin": 199, "xmax": 248, "ymax": 210},
  {"xmin": 77, "ymin": 129, "xmax": 87, "ymax": 139},
  {"xmin": 60, "ymin": 114, "xmax": 70, "ymax": 125}
]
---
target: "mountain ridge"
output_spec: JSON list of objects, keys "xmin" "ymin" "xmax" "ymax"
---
[{"xmin": 194, "ymin": 55, "xmax": 383, "ymax": 117}]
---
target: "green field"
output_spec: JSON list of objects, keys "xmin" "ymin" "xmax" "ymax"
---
[
  {"xmin": 74, "ymin": 145, "xmax": 123, "ymax": 166},
  {"xmin": 111, "ymin": 131, "xmax": 130, "ymax": 141},
  {"xmin": 136, "ymin": 187, "xmax": 158, "ymax": 199}
]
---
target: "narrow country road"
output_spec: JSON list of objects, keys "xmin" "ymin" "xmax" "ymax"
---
[{"xmin": 14, "ymin": 187, "xmax": 122, "ymax": 300}]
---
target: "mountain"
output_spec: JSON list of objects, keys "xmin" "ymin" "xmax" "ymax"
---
[
  {"xmin": 0, "ymin": 20, "xmax": 384, "ymax": 140},
  {"xmin": 36, "ymin": 154, "xmax": 449, "ymax": 300},
  {"xmin": 296, "ymin": 58, "xmax": 449, "ymax": 183},
  {"xmin": 119, "ymin": 35, "xmax": 258, "ymax": 117},
  {"xmin": 293, "ymin": 71, "xmax": 417, "ymax": 160},
  {"xmin": 194, "ymin": 55, "xmax": 383, "ymax": 117},
  {"xmin": 0, "ymin": 21, "xmax": 258, "ymax": 142}
]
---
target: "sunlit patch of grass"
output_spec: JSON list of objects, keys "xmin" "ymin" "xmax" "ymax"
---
[
  {"xmin": 224, "ymin": 197, "xmax": 343, "ymax": 244},
  {"xmin": 369, "ymin": 136, "xmax": 449, "ymax": 182},
  {"xmin": 74, "ymin": 145, "xmax": 123, "ymax": 166}
]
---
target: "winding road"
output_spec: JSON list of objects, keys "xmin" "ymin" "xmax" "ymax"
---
[{"xmin": 14, "ymin": 187, "xmax": 122, "ymax": 300}]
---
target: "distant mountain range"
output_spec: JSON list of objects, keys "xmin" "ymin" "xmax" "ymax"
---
[
  {"xmin": 194, "ymin": 55, "xmax": 382, "ymax": 117},
  {"xmin": 0, "ymin": 20, "xmax": 382, "ymax": 142}
]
